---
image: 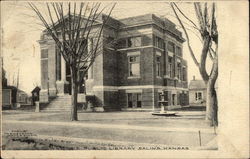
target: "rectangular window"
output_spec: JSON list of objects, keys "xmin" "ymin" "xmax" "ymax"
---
[
  {"xmin": 172, "ymin": 94, "xmax": 176, "ymax": 105},
  {"xmin": 176, "ymin": 46, "xmax": 182, "ymax": 56},
  {"xmin": 127, "ymin": 93, "xmax": 142, "ymax": 108},
  {"xmin": 177, "ymin": 63, "xmax": 181, "ymax": 79},
  {"xmin": 168, "ymin": 42, "xmax": 175, "ymax": 53},
  {"xmin": 118, "ymin": 38, "xmax": 127, "ymax": 48},
  {"xmin": 156, "ymin": 56, "xmax": 161, "ymax": 76},
  {"xmin": 182, "ymin": 67, "xmax": 186, "ymax": 81},
  {"xmin": 137, "ymin": 93, "xmax": 142, "ymax": 108},
  {"xmin": 154, "ymin": 36, "xmax": 164, "ymax": 49},
  {"xmin": 195, "ymin": 92, "xmax": 202, "ymax": 100},
  {"xmin": 128, "ymin": 56, "xmax": 140, "ymax": 76},
  {"xmin": 128, "ymin": 93, "xmax": 133, "ymax": 108},
  {"xmin": 168, "ymin": 57, "xmax": 173, "ymax": 78},
  {"xmin": 128, "ymin": 37, "xmax": 141, "ymax": 48},
  {"xmin": 177, "ymin": 93, "xmax": 180, "ymax": 105}
]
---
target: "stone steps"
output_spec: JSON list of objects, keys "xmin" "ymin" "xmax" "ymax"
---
[
  {"xmin": 42, "ymin": 95, "xmax": 72, "ymax": 112},
  {"xmin": 41, "ymin": 94, "xmax": 86, "ymax": 112}
]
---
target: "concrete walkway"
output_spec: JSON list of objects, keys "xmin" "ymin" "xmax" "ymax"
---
[{"xmin": 4, "ymin": 120, "xmax": 215, "ymax": 134}]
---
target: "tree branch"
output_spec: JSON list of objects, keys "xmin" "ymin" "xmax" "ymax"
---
[
  {"xmin": 171, "ymin": 2, "xmax": 199, "ymax": 67},
  {"xmin": 173, "ymin": 3, "xmax": 199, "ymax": 31}
]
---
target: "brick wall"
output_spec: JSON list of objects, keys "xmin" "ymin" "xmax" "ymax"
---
[{"xmin": 103, "ymin": 91, "xmax": 119, "ymax": 110}]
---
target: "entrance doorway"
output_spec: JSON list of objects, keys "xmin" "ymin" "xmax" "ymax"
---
[
  {"xmin": 66, "ymin": 63, "xmax": 71, "ymax": 94},
  {"xmin": 65, "ymin": 63, "xmax": 87, "ymax": 95}
]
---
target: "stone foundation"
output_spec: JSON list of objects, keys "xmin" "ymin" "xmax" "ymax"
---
[
  {"xmin": 49, "ymin": 88, "xmax": 57, "ymax": 97},
  {"xmin": 166, "ymin": 105, "xmax": 182, "ymax": 110},
  {"xmin": 56, "ymin": 81, "xmax": 65, "ymax": 95},
  {"xmin": 39, "ymin": 89, "xmax": 48, "ymax": 103},
  {"xmin": 93, "ymin": 107, "xmax": 104, "ymax": 112}
]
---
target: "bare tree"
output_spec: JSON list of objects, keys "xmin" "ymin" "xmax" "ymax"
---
[
  {"xmin": 29, "ymin": 2, "xmax": 115, "ymax": 121},
  {"xmin": 171, "ymin": 2, "xmax": 218, "ymax": 126}
]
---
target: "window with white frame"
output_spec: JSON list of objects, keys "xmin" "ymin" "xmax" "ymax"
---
[
  {"xmin": 195, "ymin": 92, "xmax": 203, "ymax": 101},
  {"xmin": 128, "ymin": 56, "xmax": 140, "ymax": 77}
]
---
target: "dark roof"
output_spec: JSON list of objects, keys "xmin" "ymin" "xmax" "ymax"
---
[
  {"xmin": 3, "ymin": 86, "xmax": 28, "ymax": 95},
  {"xmin": 189, "ymin": 80, "xmax": 206, "ymax": 90},
  {"xmin": 31, "ymin": 86, "xmax": 41, "ymax": 93},
  {"xmin": 4, "ymin": 85, "xmax": 18, "ymax": 91},
  {"xmin": 42, "ymin": 14, "xmax": 120, "ymax": 33},
  {"xmin": 118, "ymin": 14, "xmax": 184, "ymax": 43}
]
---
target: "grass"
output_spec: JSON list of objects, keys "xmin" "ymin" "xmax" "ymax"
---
[
  {"xmin": 3, "ymin": 111, "xmax": 209, "ymax": 129},
  {"xmin": 2, "ymin": 110, "xmax": 216, "ymax": 150},
  {"xmin": 3, "ymin": 122, "xmax": 215, "ymax": 148}
]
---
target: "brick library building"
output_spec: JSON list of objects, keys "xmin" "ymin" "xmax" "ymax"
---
[{"xmin": 39, "ymin": 14, "xmax": 189, "ymax": 111}]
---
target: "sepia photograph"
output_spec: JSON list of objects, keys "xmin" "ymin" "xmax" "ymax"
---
[{"xmin": 1, "ymin": 1, "xmax": 249, "ymax": 158}]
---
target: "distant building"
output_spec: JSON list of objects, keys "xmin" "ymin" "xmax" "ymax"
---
[
  {"xmin": 39, "ymin": 14, "xmax": 188, "ymax": 111},
  {"xmin": 2, "ymin": 85, "xmax": 30, "ymax": 108},
  {"xmin": 188, "ymin": 76, "xmax": 206, "ymax": 106},
  {"xmin": 2, "ymin": 68, "xmax": 12, "ymax": 108},
  {"xmin": 2, "ymin": 88, "xmax": 12, "ymax": 108}
]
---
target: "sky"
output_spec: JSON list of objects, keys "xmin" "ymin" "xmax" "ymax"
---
[{"xmin": 1, "ymin": 1, "xmax": 207, "ymax": 94}]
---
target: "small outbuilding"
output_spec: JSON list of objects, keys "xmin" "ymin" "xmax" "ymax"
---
[{"xmin": 188, "ymin": 76, "xmax": 206, "ymax": 106}]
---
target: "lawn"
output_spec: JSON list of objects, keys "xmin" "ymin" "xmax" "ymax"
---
[
  {"xmin": 3, "ymin": 122, "xmax": 215, "ymax": 148},
  {"xmin": 3, "ymin": 111, "xmax": 209, "ymax": 129},
  {"xmin": 2, "ymin": 110, "xmax": 216, "ymax": 150}
]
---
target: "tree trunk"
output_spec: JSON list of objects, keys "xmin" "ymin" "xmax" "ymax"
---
[
  {"xmin": 206, "ymin": 80, "xmax": 218, "ymax": 126},
  {"xmin": 205, "ymin": 55, "xmax": 218, "ymax": 126},
  {"xmin": 70, "ymin": 67, "xmax": 78, "ymax": 121}
]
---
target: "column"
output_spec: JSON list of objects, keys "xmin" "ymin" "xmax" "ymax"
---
[
  {"xmin": 61, "ymin": 56, "xmax": 66, "ymax": 82},
  {"xmin": 39, "ymin": 43, "xmax": 49, "ymax": 102},
  {"xmin": 56, "ymin": 55, "xmax": 67, "ymax": 95},
  {"xmin": 47, "ymin": 41, "xmax": 57, "ymax": 96}
]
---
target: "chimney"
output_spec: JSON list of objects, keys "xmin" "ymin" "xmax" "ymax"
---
[{"xmin": 193, "ymin": 76, "xmax": 195, "ymax": 80}]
